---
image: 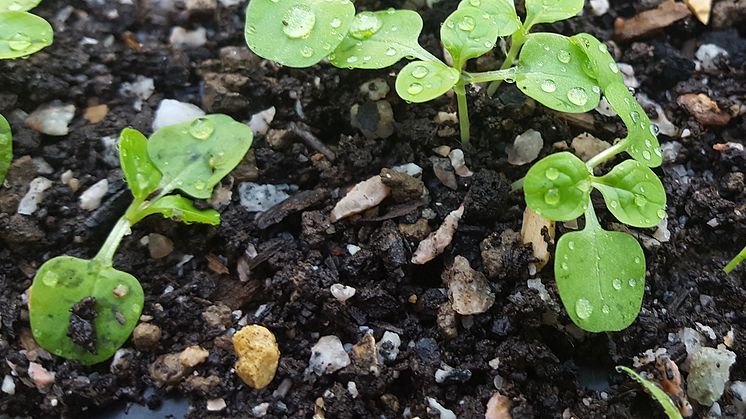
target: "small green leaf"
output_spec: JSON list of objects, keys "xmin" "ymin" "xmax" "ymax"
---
[
  {"xmin": 556, "ymin": 224, "xmax": 645, "ymax": 332},
  {"xmin": 458, "ymin": 0, "xmax": 521, "ymax": 36},
  {"xmin": 0, "ymin": 0, "xmax": 41, "ymax": 12},
  {"xmin": 570, "ymin": 33, "xmax": 620, "ymax": 85},
  {"xmin": 245, "ymin": 0, "xmax": 355, "ymax": 68},
  {"xmin": 147, "ymin": 114, "xmax": 253, "ymax": 200},
  {"xmin": 330, "ymin": 10, "xmax": 430, "ymax": 69},
  {"xmin": 441, "ymin": 6, "xmax": 501, "ymax": 66},
  {"xmin": 592, "ymin": 160, "xmax": 666, "ymax": 228},
  {"xmin": 525, "ymin": 0, "xmax": 584, "ymax": 25},
  {"xmin": 524, "ymin": 152, "xmax": 591, "ymax": 221},
  {"xmin": 119, "ymin": 128, "xmax": 161, "ymax": 201},
  {"xmin": 0, "ymin": 11, "xmax": 53, "ymax": 59},
  {"xmin": 395, "ymin": 60, "xmax": 460, "ymax": 103},
  {"xmin": 0, "ymin": 113, "xmax": 11, "ymax": 185},
  {"xmin": 516, "ymin": 33, "xmax": 601, "ymax": 113},
  {"xmin": 136, "ymin": 195, "xmax": 220, "ymax": 225},
  {"xmin": 616, "ymin": 366, "xmax": 684, "ymax": 419},
  {"xmin": 724, "ymin": 245, "xmax": 746, "ymax": 274},
  {"xmin": 604, "ymin": 82, "xmax": 663, "ymax": 167},
  {"xmin": 30, "ymin": 256, "xmax": 144, "ymax": 365}
]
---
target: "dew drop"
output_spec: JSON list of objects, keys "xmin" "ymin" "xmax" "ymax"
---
[
  {"xmin": 557, "ymin": 50, "xmax": 571, "ymax": 63},
  {"xmin": 412, "ymin": 65, "xmax": 429, "ymax": 79},
  {"xmin": 540, "ymin": 80, "xmax": 557, "ymax": 93},
  {"xmin": 649, "ymin": 124, "xmax": 660, "ymax": 136},
  {"xmin": 469, "ymin": 0, "xmax": 481, "ymax": 5},
  {"xmin": 598, "ymin": 43, "xmax": 608, "ymax": 53},
  {"xmin": 576, "ymin": 179, "xmax": 591, "ymax": 193},
  {"xmin": 644, "ymin": 139, "xmax": 652, "ymax": 148},
  {"xmin": 642, "ymin": 150, "xmax": 652, "ymax": 160},
  {"xmin": 349, "ymin": 12, "xmax": 383, "ymax": 40},
  {"xmin": 8, "ymin": 32, "xmax": 31, "ymax": 51},
  {"xmin": 300, "ymin": 46, "xmax": 314, "ymax": 58},
  {"xmin": 628, "ymin": 278, "xmax": 637, "ymax": 287},
  {"xmin": 545, "ymin": 167, "xmax": 559, "ymax": 180},
  {"xmin": 612, "ymin": 278, "xmax": 622, "ymax": 290},
  {"xmin": 544, "ymin": 188, "xmax": 560, "ymax": 206},
  {"xmin": 575, "ymin": 299, "xmax": 593, "ymax": 320},
  {"xmin": 189, "ymin": 117, "xmax": 214, "ymax": 140},
  {"xmin": 330, "ymin": 18, "xmax": 342, "ymax": 29},
  {"xmin": 634, "ymin": 194, "xmax": 647, "ymax": 207},
  {"xmin": 657, "ymin": 209, "xmax": 666, "ymax": 219},
  {"xmin": 654, "ymin": 147, "xmax": 662, "ymax": 157},
  {"xmin": 346, "ymin": 55, "xmax": 358, "ymax": 63},
  {"xmin": 42, "ymin": 271, "xmax": 59, "ymax": 287},
  {"xmin": 561, "ymin": 262, "xmax": 569, "ymax": 270},
  {"xmin": 195, "ymin": 181, "xmax": 206, "ymax": 191},
  {"xmin": 246, "ymin": 25, "xmax": 257, "ymax": 35},
  {"xmin": 385, "ymin": 47, "xmax": 397, "ymax": 56},
  {"xmin": 592, "ymin": 85, "xmax": 600, "ymax": 94},
  {"xmin": 630, "ymin": 111, "xmax": 640, "ymax": 123},
  {"xmin": 458, "ymin": 16, "xmax": 476, "ymax": 31},
  {"xmin": 407, "ymin": 83, "xmax": 424, "ymax": 95},
  {"xmin": 568, "ymin": 240, "xmax": 575, "ymax": 250},
  {"xmin": 609, "ymin": 62, "xmax": 619, "ymax": 73},
  {"xmin": 602, "ymin": 304, "xmax": 610, "ymax": 314},
  {"xmin": 567, "ymin": 87, "xmax": 588, "ymax": 106},
  {"xmin": 282, "ymin": 6, "xmax": 316, "ymax": 39},
  {"xmin": 610, "ymin": 200, "xmax": 619, "ymax": 209},
  {"xmin": 634, "ymin": 257, "xmax": 641, "ymax": 264}
]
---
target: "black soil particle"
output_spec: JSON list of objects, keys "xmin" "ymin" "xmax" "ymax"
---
[{"xmin": 68, "ymin": 296, "xmax": 97, "ymax": 354}]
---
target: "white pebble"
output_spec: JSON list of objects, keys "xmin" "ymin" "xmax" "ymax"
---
[
  {"xmin": 79, "ymin": 179, "xmax": 109, "ymax": 211},
  {"xmin": 507, "ymin": 129, "xmax": 543, "ymax": 166},
  {"xmin": 377, "ymin": 331, "xmax": 401, "ymax": 362},
  {"xmin": 448, "ymin": 149, "xmax": 473, "ymax": 177},
  {"xmin": 18, "ymin": 177, "xmax": 52, "ymax": 215},
  {"xmin": 152, "ymin": 99, "xmax": 205, "ymax": 132},
  {"xmin": 392, "ymin": 163, "xmax": 423, "ymax": 177},
  {"xmin": 251, "ymin": 402, "xmax": 270, "ymax": 417},
  {"xmin": 426, "ymin": 397, "xmax": 456, "ymax": 419},
  {"xmin": 330, "ymin": 284, "xmax": 356, "ymax": 302},
  {"xmin": 169, "ymin": 26, "xmax": 207, "ymax": 48},
  {"xmin": 26, "ymin": 101, "xmax": 75, "ymax": 136},
  {"xmin": 347, "ymin": 381, "xmax": 359, "ymax": 398},
  {"xmin": 589, "ymin": 0, "xmax": 609, "ymax": 15},
  {"xmin": 346, "ymin": 244, "xmax": 361, "ymax": 255},
  {"xmin": 238, "ymin": 182, "xmax": 297, "ymax": 212},
  {"xmin": 307, "ymin": 335, "xmax": 350, "ymax": 375},
  {"xmin": 696, "ymin": 44, "xmax": 728, "ymax": 72},
  {"xmin": 1, "ymin": 375, "xmax": 15, "ymax": 395},
  {"xmin": 206, "ymin": 398, "xmax": 226, "ymax": 411},
  {"xmin": 248, "ymin": 107, "xmax": 276, "ymax": 137}
]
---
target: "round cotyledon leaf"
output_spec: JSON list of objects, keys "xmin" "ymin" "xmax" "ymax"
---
[
  {"xmin": 147, "ymin": 114, "xmax": 253, "ymax": 200},
  {"xmin": 0, "ymin": 113, "xmax": 11, "ymax": 185},
  {"xmin": 525, "ymin": 0, "xmax": 584, "ymax": 26},
  {"xmin": 330, "ymin": 10, "xmax": 430, "ymax": 69},
  {"xmin": 516, "ymin": 33, "xmax": 601, "ymax": 114},
  {"xmin": 524, "ymin": 152, "xmax": 591, "ymax": 221},
  {"xmin": 457, "ymin": 0, "xmax": 521, "ymax": 36},
  {"xmin": 555, "ymin": 227, "xmax": 645, "ymax": 332},
  {"xmin": 30, "ymin": 256, "xmax": 144, "ymax": 365},
  {"xmin": 592, "ymin": 160, "xmax": 666, "ymax": 228},
  {"xmin": 245, "ymin": 0, "xmax": 355, "ymax": 68},
  {"xmin": 395, "ymin": 60, "xmax": 460, "ymax": 103},
  {"xmin": 0, "ymin": 11, "xmax": 53, "ymax": 59},
  {"xmin": 441, "ymin": 6, "xmax": 501, "ymax": 66},
  {"xmin": 119, "ymin": 128, "xmax": 161, "ymax": 201}
]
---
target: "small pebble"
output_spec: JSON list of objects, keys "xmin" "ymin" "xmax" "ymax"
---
[
  {"xmin": 571, "ymin": 133, "xmax": 611, "ymax": 162},
  {"xmin": 169, "ymin": 26, "xmax": 207, "ymax": 48},
  {"xmin": 27, "ymin": 362, "xmax": 55, "ymax": 390},
  {"xmin": 688, "ymin": 346, "xmax": 736, "ymax": 406},
  {"xmin": 17, "ymin": 177, "xmax": 52, "ymax": 215},
  {"xmin": 206, "ymin": 398, "xmax": 226, "ymax": 412},
  {"xmin": 507, "ymin": 129, "xmax": 543, "ymax": 165},
  {"xmin": 79, "ymin": 179, "xmax": 108, "ymax": 211},
  {"xmin": 133, "ymin": 322, "xmax": 161, "ymax": 351},
  {"xmin": 239, "ymin": 182, "xmax": 297, "ymax": 213},
  {"xmin": 248, "ymin": 107, "xmax": 276, "ymax": 137},
  {"xmin": 233, "ymin": 325, "xmax": 280, "ymax": 389},
  {"xmin": 252, "ymin": 402, "xmax": 270, "ymax": 417},
  {"xmin": 2, "ymin": 375, "xmax": 15, "ymax": 395},
  {"xmin": 696, "ymin": 44, "xmax": 728, "ymax": 72},
  {"xmin": 330, "ymin": 284, "xmax": 356, "ymax": 302},
  {"xmin": 377, "ymin": 331, "xmax": 401, "ymax": 362},
  {"xmin": 446, "ymin": 256, "xmax": 495, "ymax": 315},
  {"xmin": 26, "ymin": 101, "xmax": 75, "ymax": 136},
  {"xmin": 152, "ymin": 99, "xmax": 205, "ymax": 132},
  {"xmin": 426, "ymin": 397, "xmax": 456, "ymax": 419},
  {"xmin": 179, "ymin": 345, "xmax": 209, "ymax": 368},
  {"xmin": 360, "ymin": 78, "xmax": 389, "ymax": 101},
  {"xmin": 347, "ymin": 381, "xmax": 359, "ymax": 398},
  {"xmin": 148, "ymin": 233, "xmax": 174, "ymax": 259},
  {"xmin": 308, "ymin": 335, "xmax": 350, "ymax": 376}
]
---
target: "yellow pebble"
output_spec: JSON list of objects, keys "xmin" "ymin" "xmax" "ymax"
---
[{"xmin": 232, "ymin": 325, "xmax": 280, "ymax": 389}]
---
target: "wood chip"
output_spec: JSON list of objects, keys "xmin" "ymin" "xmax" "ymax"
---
[
  {"xmin": 520, "ymin": 207, "xmax": 555, "ymax": 272},
  {"xmin": 677, "ymin": 93, "xmax": 732, "ymax": 126},
  {"xmin": 614, "ymin": 0, "xmax": 692, "ymax": 42}
]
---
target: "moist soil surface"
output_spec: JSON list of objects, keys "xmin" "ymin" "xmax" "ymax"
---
[{"xmin": 1, "ymin": 0, "xmax": 745, "ymax": 418}]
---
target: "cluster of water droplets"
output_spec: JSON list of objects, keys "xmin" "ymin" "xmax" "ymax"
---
[{"xmin": 533, "ymin": 47, "xmax": 595, "ymax": 107}]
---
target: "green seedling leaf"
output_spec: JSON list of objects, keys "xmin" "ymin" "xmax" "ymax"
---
[
  {"xmin": 616, "ymin": 366, "xmax": 684, "ymax": 419},
  {"xmin": 571, "ymin": 34, "xmax": 662, "ymax": 167},
  {"xmin": 724, "ymin": 245, "xmax": 746, "ymax": 273},
  {"xmin": 245, "ymin": 0, "xmax": 354, "ymax": 68},
  {"xmin": 516, "ymin": 33, "xmax": 601, "ymax": 113},
  {"xmin": 441, "ymin": 6, "xmax": 501, "ymax": 66},
  {"xmin": 604, "ymin": 82, "xmax": 663, "ymax": 167},
  {"xmin": 525, "ymin": 0, "xmax": 584, "ymax": 26},
  {"xmin": 0, "ymin": 0, "xmax": 41, "ymax": 12},
  {"xmin": 330, "ymin": 10, "xmax": 431, "ymax": 69},
  {"xmin": 0, "ymin": 113, "xmax": 11, "ymax": 185},
  {"xmin": 458, "ymin": 0, "xmax": 521, "ymax": 35},
  {"xmin": 119, "ymin": 128, "xmax": 161, "ymax": 201},
  {"xmin": 148, "ymin": 114, "xmax": 253, "ymax": 200},
  {"xmin": 524, "ymin": 152, "xmax": 591, "ymax": 221},
  {"xmin": 30, "ymin": 256, "xmax": 144, "ymax": 365},
  {"xmin": 592, "ymin": 160, "xmax": 666, "ymax": 228},
  {"xmin": 556, "ymin": 220, "xmax": 645, "ymax": 332},
  {"xmin": 135, "ymin": 195, "xmax": 220, "ymax": 225},
  {"xmin": 0, "ymin": 11, "xmax": 53, "ymax": 59},
  {"xmin": 396, "ymin": 60, "xmax": 460, "ymax": 103}
]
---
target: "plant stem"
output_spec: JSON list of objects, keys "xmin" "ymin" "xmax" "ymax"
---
[
  {"xmin": 584, "ymin": 202, "xmax": 601, "ymax": 230},
  {"xmin": 463, "ymin": 68, "xmax": 518, "ymax": 84},
  {"xmin": 724, "ymin": 245, "xmax": 746, "ymax": 273},
  {"xmin": 93, "ymin": 216, "xmax": 132, "ymax": 266},
  {"xmin": 454, "ymin": 81, "xmax": 470, "ymax": 144},
  {"xmin": 511, "ymin": 177, "xmax": 524, "ymax": 192},
  {"xmin": 487, "ymin": 29, "xmax": 527, "ymax": 96},
  {"xmin": 585, "ymin": 141, "xmax": 627, "ymax": 169}
]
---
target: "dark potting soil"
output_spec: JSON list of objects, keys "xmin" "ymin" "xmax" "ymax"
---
[{"xmin": 0, "ymin": 0, "xmax": 744, "ymax": 418}]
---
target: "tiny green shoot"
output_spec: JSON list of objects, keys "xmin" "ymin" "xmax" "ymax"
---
[
  {"xmin": 30, "ymin": 115, "xmax": 253, "ymax": 364},
  {"xmin": 0, "ymin": 114, "xmax": 10, "ymax": 184},
  {"xmin": 724, "ymin": 245, "xmax": 746, "ymax": 273},
  {"xmin": 616, "ymin": 366, "xmax": 684, "ymax": 419}
]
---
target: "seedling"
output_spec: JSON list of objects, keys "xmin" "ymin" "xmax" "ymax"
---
[
  {"xmin": 29, "ymin": 115, "xmax": 253, "ymax": 364},
  {"xmin": 0, "ymin": 0, "xmax": 53, "ymax": 184},
  {"xmin": 724, "ymin": 245, "xmax": 745, "ymax": 273},
  {"xmin": 246, "ymin": 1, "xmax": 668, "ymax": 332},
  {"xmin": 616, "ymin": 366, "xmax": 684, "ymax": 419}
]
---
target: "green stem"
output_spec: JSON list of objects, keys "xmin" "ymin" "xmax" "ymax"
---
[
  {"xmin": 487, "ymin": 29, "xmax": 527, "ymax": 96},
  {"xmin": 585, "ymin": 140, "xmax": 627, "ymax": 169},
  {"xmin": 93, "ymin": 217, "xmax": 132, "ymax": 266},
  {"xmin": 463, "ymin": 67, "xmax": 518, "ymax": 84},
  {"xmin": 724, "ymin": 245, "xmax": 746, "ymax": 273},
  {"xmin": 584, "ymin": 202, "xmax": 601, "ymax": 230},
  {"xmin": 454, "ymin": 81, "xmax": 470, "ymax": 144},
  {"xmin": 510, "ymin": 177, "xmax": 524, "ymax": 192}
]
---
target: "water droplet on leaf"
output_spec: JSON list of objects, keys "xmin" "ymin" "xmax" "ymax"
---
[
  {"xmin": 575, "ymin": 299, "xmax": 593, "ymax": 319},
  {"xmin": 545, "ymin": 167, "xmax": 559, "ymax": 180},
  {"xmin": 412, "ymin": 65, "xmax": 429, "ymax": 79},
  {"xmin": 300, "ymin": 46, "xmax": 314, "ymax": 58},
  {"xmin": 544, "ymin": 188, "xmax": 560, "ymax": 206},
  {"xmin": 540, "ymin": 80, "xmax": 557, "ymax": 93},
  {"xmin": 628, "ymin": 278, "xmax": 637, "ymax": 287},
  {"xmin": 458, "ymin": 16, "xmax": 476, "ymax": 31},
  {"xmin": 189, "ymin": 118, "xmax": 214, "ymax": 140},
  {"xmin": 613, "ymin": 278, "xmax": 622, "ymax": 290},
  {"xmin": 567, "ymin": 87, "xmax": 588, "ymax": 106},
  {"xmin": 8, "ymin": 32, "xmax": 31, "ymax": 51},
  {"xmin": 282, "ymin": 6, "xmax": 316, "ymax": 39},
  {"xmin": 557, "ymin": 50, "xmax": 571, "ymax": 63},
  {"xmin": 407, "ymin": 83, "xmax": 423, "ymax": 95},
  {"xmin": 349, "ymin": 12, "xmax": 383, "ymax": 40}
]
